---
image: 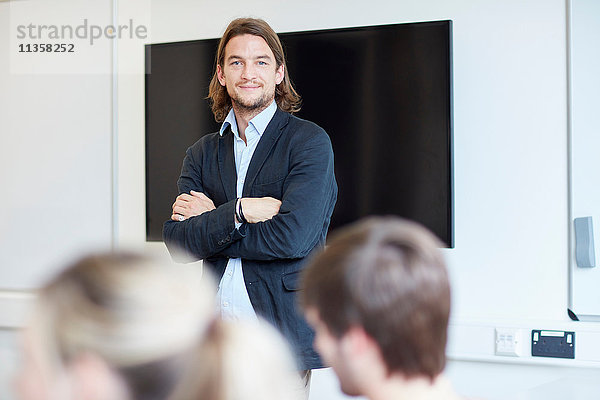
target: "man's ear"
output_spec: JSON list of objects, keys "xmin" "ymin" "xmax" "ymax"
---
[
  {"xmin": 344, "ymin": 325, "xmax": 375, "ymax": 354},
  {"xmin": 67, "ymin": 353, "xmax": 129, "ymax": 400},
  {"xmin": 275, "ymin": 64, "xmax": 284, "ymax": 85},
  {"xmin": 217, "ymin": 64, "xmax": 226, "ymax": 86}
]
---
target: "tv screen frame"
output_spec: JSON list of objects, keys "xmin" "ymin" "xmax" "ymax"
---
[{"xmin": 145, "ymin": 20, "xmax": 454, "ymax": 247}]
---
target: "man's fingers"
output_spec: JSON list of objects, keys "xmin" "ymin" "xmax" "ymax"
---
[
  {"xmin": 172, "ymin": 205, "xmax": 187, "ymax": 215},
  {"xmin": 190, "ymin": 190, "xmax": 210, "ymax": 200},
  {"xmin": 170, "ymin": 191, "xmax": 215, "ymax": 221},
  {"xmin": 171, "ymin": 213, "xmax": 185, "ymax": 221},
  {"xmin": 176, "ymin": 194, "xmax": 194, "ymax": 202},
  {"xmin": 172, "ymin": 200, "xmax": 189, "ymax": 211}
]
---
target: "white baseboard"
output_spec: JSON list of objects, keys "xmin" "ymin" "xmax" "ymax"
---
[
  {"xmin": 0, "ymin": 291, "xmax": 35, "ymax": 329},
  {"xmin": 448, "ymin": 317, "xmax": 600, "ymax": 368}
]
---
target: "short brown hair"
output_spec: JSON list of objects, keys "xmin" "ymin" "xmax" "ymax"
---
[
  {"xmin": 300, "ymin": 217, "xmax": 451, "ymax": 380},
  {"xmin": 207, "ymin": 18, "xmax": 301, "ymax": 122}
]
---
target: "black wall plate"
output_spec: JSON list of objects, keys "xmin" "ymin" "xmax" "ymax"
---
[{"xmin": 531, "ymin": 330, "xmax": 575, "ymax": 359}]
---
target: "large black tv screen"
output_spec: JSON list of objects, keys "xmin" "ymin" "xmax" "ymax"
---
[{"xmin": 146, "ymin": 20, "xmax": 454, "ymax": 246}]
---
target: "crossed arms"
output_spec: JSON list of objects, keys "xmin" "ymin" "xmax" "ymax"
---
[
  {"xmin": 162, "ymin": 129, "xmax": 337, "ymax": 262},
  {"xmin": 171, "ymin": 191, "xmax": 282, "ymax": 225}
]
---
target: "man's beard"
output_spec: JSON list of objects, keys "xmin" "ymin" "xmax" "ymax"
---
[{"xmin": 230, "ymin": 87, "xmax": 274, "ymax": 112}]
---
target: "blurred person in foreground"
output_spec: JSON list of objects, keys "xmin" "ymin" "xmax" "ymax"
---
[
  {"xmin": 171, "ymin": 319, "xmax": 302, "ymax": 400},
  {"xmin": 300, "ymin": 217, "xmax": 462, "ymax": 400},
  {"xmin": 14, "ymin": 252, "xmax": 302, "ymax": 400}
]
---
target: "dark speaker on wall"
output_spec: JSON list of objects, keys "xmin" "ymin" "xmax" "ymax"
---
[{"xmin": 145, "ymin": 20, "xmax": 454, "ymax": 246}]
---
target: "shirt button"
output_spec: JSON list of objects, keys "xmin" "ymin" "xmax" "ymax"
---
[{"xmin": 223, "ymin": 301, "xmax": 229, "ymax": 307}]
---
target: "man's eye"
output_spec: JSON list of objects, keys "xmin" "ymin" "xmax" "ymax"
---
[
  {"xmin": 231, "ymin": 61, "xmax": 241, "ymax": 66},
  {"xmin": 258, "ymin": 61, "xmax": 267, "ymax": 65}
]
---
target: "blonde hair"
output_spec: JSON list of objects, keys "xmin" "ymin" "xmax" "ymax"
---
[
  {"xmin": 171, "ymin": 320, "xmax": 303, "ymax": 400},
  {"xmin": 30, "ymin": 252, "xmax": 216, "ymax": 400}
]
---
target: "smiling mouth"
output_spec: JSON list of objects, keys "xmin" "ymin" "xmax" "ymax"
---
[{"xmin": 237, "ymin": 80, "xmax": 262, "ymax": 89}]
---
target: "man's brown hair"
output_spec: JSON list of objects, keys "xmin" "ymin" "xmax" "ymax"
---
[
  {"xmin": 300, "ymin": 217, "xmax": 451, "ymax": 380},
  {"xmin": 207, "ymin": 18, "xmax": 301, "ymax": 122}
]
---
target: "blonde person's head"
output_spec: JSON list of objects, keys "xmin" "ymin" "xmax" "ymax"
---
[
  {"xmin": 171, "ymin": 319, "xmax": 304, "ymax": 400},
  {"xmin": 15, "ymin": 252, "xmax": 216, "ymax": 400}
]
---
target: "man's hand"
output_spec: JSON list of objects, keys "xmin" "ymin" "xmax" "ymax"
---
[
  {"xmin": 171, "ymin": 191, "xmax": 216, "ymax": 221},
  {"xmin": 241, "ymin": 197, "xmax": 282, "ymax": 223}
]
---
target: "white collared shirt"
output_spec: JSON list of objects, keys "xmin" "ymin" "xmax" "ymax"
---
[{"xmin": 216, "ymin": 100, "xmax": 277, "ymax": 321}]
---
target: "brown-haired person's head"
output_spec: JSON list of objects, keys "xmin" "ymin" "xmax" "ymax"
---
[
  {"xmin": 300, "ymin": 217, "xmax": 451, "ymax": 396},
  {"xmin": 208, "ymin": 18, "xmax": 301, "ymax": 122}
]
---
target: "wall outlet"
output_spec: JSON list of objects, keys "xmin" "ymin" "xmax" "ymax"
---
[
  {"xmin": 532, "ymin": 330, "xmax": 575, "ymax": 359},
  {"xmin": 495, "ymin": 328, "xmax": 521, "ymax": 357}
]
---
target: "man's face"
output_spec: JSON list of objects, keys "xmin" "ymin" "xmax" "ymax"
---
[
  {"xmin": 305, "ymin": 308, "xmax": 363, "ymax": 396},
  {"xmin": 217, "ymin": 34, "xmax": 284, "ymax": 113}
]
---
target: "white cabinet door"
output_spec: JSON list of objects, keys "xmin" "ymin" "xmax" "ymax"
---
[{"xmin": 569, "ymin": 0, "xmax": 600, "ymax": 318}]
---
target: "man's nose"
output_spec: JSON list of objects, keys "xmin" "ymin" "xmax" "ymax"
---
[{"xmin": 241, "ymin": 63, "xmax": 257, "ymax": 80}]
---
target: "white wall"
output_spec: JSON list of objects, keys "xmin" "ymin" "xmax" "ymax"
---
[
  {"xmin": 446, "ymin": 359, "xmax": 600, "ymax": 399},
  {"xmin": 0, "ymin": 0, "xmax": 114, "ymax": 291},
  {"xmin": 2, "ymin": 0, "xmax": 599, "ymax": 399},
  {"xmin": 120, "ymin": 0, "xmax": 571, "ymax": 316},
  {"xmin": 114, "ymin": 0, "xmax": 599, "ymax": 397},
  {"xmin": 0, "ymin": 1, "xmax": 114, "ymax": 399}
]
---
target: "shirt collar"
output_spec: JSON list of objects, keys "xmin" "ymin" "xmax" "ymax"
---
[{"xmin": 219, "ymin": 100, "xmax": 277, "ymax": 138}]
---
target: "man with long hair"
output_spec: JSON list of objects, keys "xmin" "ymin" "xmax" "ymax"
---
[{"xmin": 163, "ymin": 17, "xmax": 337, "ymax": 393}]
